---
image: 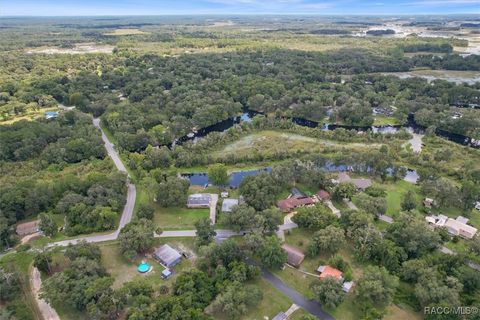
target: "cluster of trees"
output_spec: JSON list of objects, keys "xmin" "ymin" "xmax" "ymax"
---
[
  {"xmin": 239, "ymin": 161, "xmax": 327, "ymax": 211},
  {"xmin": 0, "ymin": 169, "xmax": 126, "ymax": 247},
  {"xmin": 0, "ymin": 111, "xmax": 105, "ymax": 163},
  {"xmin": 41, "ymin": 242, "xmax": 124, "ymax": 319}
]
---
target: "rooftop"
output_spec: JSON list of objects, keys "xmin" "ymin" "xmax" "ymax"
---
[
  {"xmin": 154, "ymin": 244, "xmax": 182, "ymax": 266},
  {"xmin": 277, "ymin": 197, "xmax": 315, "ymax": 212},
  {"xmin": 187, "ymin": 193, "xmax": 211, "ymax": 206},
  {"xmin": 317, "ymin": 190, "xmax": 331, "ymax": 200},
  {"xmin": 282, "ymin": 244, "xmax": 305, "ymax": 267},
  {"xmin": 317, "ymin": 265, "xmax": 343, "ymax": 280},
  {"xmin": 221, "ymin": 198, "xmax": 239, "ymax": 213}
]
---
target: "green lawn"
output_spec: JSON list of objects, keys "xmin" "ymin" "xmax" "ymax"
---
[
  {"xmin": 373, "ymin": 116, "xmax": 400, "ymax": 126},
  {"xmin": 153, "ymin": 206, "xmax": 209, "ymax": 230},
  {"xmin": 382, "ymin": 180, "xmax": 421, "ymax": 218}
]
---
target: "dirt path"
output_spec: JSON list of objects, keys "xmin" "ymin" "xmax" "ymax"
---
[{"xmin": 30, "ymin": 267, "xmax": 60, "ymax": 320}]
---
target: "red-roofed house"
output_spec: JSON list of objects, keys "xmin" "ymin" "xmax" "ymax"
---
[
  {"xmin": 277, "ymin": 197, "xmax": 315, "ymax": 212},
  {"xmin": 317, "ymin": 265, "xmax": 343, "ymax": 280}
]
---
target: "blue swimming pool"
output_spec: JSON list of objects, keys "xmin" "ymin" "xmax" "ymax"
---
[{"xmin": 137, "ymin": 263, "xmax": 151, "ymax": 273}]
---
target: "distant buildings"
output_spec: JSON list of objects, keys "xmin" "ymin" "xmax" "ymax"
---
[
  {"xmin": 187, "ymin": 194, "xmax": 212, "ymax": 208},
  {"xmin": 154, "ymin": 244, "xmax": 182, "ymax": 267},
  {"xmin": 16, "ymin": 220, "xmax": 40, "ymax": 236},
  {"xmin": 282, "ymin": 244, "xmax": 305, "ymax": 267}
]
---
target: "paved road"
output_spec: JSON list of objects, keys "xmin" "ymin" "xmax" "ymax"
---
[
  {"xmin": 93, "ymin": 118, "xmax": 129, "ymax": 174},
  {"xmin": 262, "ymin": 269, "xmax": 335, "ymax": 320},
  {"xmin": 48, "ymin": 118, "xmax": 136, "ymax": 247}
]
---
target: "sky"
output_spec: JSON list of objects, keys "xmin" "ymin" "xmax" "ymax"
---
[{"xmin": 1, "ymin": 0, "xmax": 479, "ymax": 16}]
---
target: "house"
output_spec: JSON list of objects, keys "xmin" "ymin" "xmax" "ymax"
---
[
  {"xmin": 423, "ymin": 198, "xmax": 435, "ymax": 208},
  {"xmin": 272, "ymin": 312, "xmax": 287, "ymax": 320},
  {"xmin": 317, "ymin": 265, "xmax": 343, "ymax": 281},
  {"xmin": 316, "ymin": 190, "xmax": 331, "ymax": 202},
  {"xmin": 456, "ymin": 216, "xmax": 469, "ymax": 224},
  {"xmin": 290, "ymin": 188, "xmax": 306, "ymax": 199},
  {"xmin": 342, "ymin": 281, "xmax": 354, "ymax": 293},
  {"xmin": 16, "ymin": 220, "xmax": 40, "ymax": 236},
  {"xmin": 337, "ymin": 172, "xmax": 372, "ymax": 190},
  {"xmin": 44, "ymin": 111, "xmax": 59, "ymax": 120},
  {"xmin": 282, "ymin": 244, "xmax": 305, "ymax": 267},
  {"xmin": 277, "ymin": 197, "xmax": 315, "ymax": 213},
  {"xmin": 222, "ymin": 198, "xmax": 239, "ymax": 213},
  {"xmin": 154, "ymin": 244, "xmax": 182, "ymax": 267},
  {"xmin": 444, "ymin": 218, "xmax": 477, "ymax": 239},
  {"xmin": 187, "ymin": 194, "xmax": 211, "ymax": 208},
  {"xmin": 425, "ymin": 214, "xmax": 448, "ymax": 227}
]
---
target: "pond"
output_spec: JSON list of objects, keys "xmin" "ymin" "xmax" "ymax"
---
[
  {"xmin": 173, "ymin": 109, "xmax": 477, "ymax": 149},
  {"xmin": 181, "ymin": 167, "xmax": 272, "ymax": 188},
  {"xmin": 182, "ymin": 164, "xmax": 419, "ymax": 188}
]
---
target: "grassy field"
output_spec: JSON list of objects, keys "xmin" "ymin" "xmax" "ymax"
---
[
  {"xmin": 215, "ymin": 130, "xmax": 381, "ymax": 159},
  {"xmin": 153, "ymin": 206, "xmax": 209, "ymax": 230},
  {"xmin": 373, "ymin": 115, "xmax": 400, "ymax": 126}
]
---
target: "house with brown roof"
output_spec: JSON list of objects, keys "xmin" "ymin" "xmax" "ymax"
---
[
  {"xmin": 277, "ymin": 197, "xmax": 315, "ymax": 213},
  {"xmin": 337, "ymin": 172, "xmax": 372, "ymax": 191},
  {"xmin": 16, "ymin": 220, "xmax": 40, "ymax": 236},
  {"xmin": 316, "ymin": 190, "xmax": 331, "ymax": 202},
  {"xmin": 282, "ymin": 244, "xmax": 305, "ymax": 267},
  {"xmin": 317, "ymin": 265, "xmax": 343, "ymax": 280}
]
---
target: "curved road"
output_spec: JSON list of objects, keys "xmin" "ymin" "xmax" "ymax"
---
[
  {"xmin": 44, "ymin": 118, "xmax": 331, "ymax": 319},
  {"xmin": 48, "ymin": 118, "xmax": 136, "ymax": 247}
]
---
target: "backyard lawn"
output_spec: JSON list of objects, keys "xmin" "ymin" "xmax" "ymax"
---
[{"xmin": 153, "ymin": 206, "xmax": 209, "ymax": 230}]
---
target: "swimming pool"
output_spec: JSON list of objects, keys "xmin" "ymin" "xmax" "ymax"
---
[{"xmin": 137, "ymin": 262, "xmax": 151, "ymax": 273}]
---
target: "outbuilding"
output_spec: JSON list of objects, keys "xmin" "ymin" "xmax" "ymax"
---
[
  {"xmin": 154, "ymin": 244, "xmax": 182, "ymax": 267},
  {"xmin": 221, "ymin": 198, "xmax": 238, "ymax": 213}
]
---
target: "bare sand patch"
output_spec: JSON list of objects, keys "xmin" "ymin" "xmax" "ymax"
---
[
  {"xmin": 27, "ymin": 43, "xmax": 114, "ymax": 54},
  {"xmin": 104, "ymin": 28, "xmax": 148, "ymax": 36}
]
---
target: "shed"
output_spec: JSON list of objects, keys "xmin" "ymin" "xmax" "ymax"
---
[
  {"xmin": 154, "ymin": 244, "xmax": 182, "ymax": 267},
  {"xmin": 282, "ymin": 244, "xmax": 305, "ymax": 267},
  {"xmin": 187, "ymin": 193, "xmax": 211, "ymax": 208},
  {"xmin": 221, "ymin": 198, "xmax": 238, "ymax": 213},
  {"xmin": 342, "ymin": 281, "xmax": 354, "ymax": 293},
  {"xmin": 161, "ymin": 268, "xmax": 173, "ymax": 279},
  {"xmin": 16, "ymin": 220, "xmax": 40, "ymax": 236}
]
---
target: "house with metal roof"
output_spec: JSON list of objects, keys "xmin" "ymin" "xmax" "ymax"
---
[
  {"xmin": 16, "ymin": 220, "xmax": 40, "ymax": 236},
  {"xmin": 221, "ymin": 198, "xmax": 238, "ymax": 213},
  {"xmin": 282, "ymin": 244, "xmax": 305, "ymax": 267},
  {"xmin": 154, "ymin": 244, "xmax": 182, "ymax": 267},
  {"xmin": 187, "ymin": 193, "xmax": 212, "ymax": 208},
  {"xmin": 317, "ymin": 265, "xmax": 343, "ymax": 281}
]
